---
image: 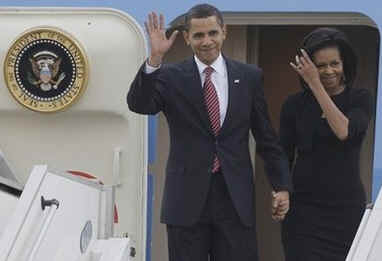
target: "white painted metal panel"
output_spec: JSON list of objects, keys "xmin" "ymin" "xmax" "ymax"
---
[
  {"xmin": 0, "ymin": 191, "xmax": 18, "ymax": 237},
  {"xmin": 0, "ymin": 8, "xmax": 148, "ymax": 260},
  {"xmin": 0, "ymin": 166, "xmax": 101, "ymax": 260},
  {"xmin": 346, "ymin": 189, "xmax": 382, "ymax": 261},
  {"xmin": 0, "ymin": 165, "xmax": 132, "ymax": 261}
]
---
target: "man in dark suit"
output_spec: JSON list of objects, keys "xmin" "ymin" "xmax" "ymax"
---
[{"xmin": 127, "ymin": 4, "xmax": 291, "ymax": 261}]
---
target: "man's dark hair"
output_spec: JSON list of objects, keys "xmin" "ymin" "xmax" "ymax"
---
[
  {"xmin": 184, "ymin": 4, "xmax": 224, "ymax": 31},
  {"xmin": 301, "ymin": 27, "xmax": 357, "ymax": 88}
]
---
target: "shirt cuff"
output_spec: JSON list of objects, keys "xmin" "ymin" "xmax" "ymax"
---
[{"xmin": 144, "ymin": 61, "xmax": 161, "ymax": 74}]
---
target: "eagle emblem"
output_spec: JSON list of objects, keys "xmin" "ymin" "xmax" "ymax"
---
[{"xmin": 28, "ymin": 51, "xmax": 66, "ymax": 91}]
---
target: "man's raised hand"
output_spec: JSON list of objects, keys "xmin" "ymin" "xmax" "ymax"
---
[{"xmin": 144, "ymin": 12, "xmax": 179, "ymax": 67}]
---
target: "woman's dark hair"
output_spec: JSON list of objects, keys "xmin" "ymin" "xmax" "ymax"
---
[
  {"xmin": 301, "ymin": 27, "xmax": 357, "ymax": 89},
  {"xmin": 184, "ymin": 4, "xmax": 224, "ymax": 31}
]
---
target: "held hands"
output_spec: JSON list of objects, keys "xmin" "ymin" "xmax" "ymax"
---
[
  {"xmin": 290, "ymin": 49, "xmax": 321, "ymax": 89},
  {"xmin": 144, "ymin": 12, "xmax": 179, "ymax": 67},
  {"xmin": 271, "ymin": 190, "xmax": 290, "ymax": 222}
]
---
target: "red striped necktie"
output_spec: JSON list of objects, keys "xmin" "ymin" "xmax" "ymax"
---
[{"xmin": 203, "ymin": 66, "xmax": 220, "ymax": 173}]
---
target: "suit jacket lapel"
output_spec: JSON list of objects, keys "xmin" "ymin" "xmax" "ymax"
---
[
  {"xmin": 181, "ymin": 58, "xmax": 214, "ymax": 136},
  {"xmin": 219, "ymin": 58, "xmax": 242, "ymax": 136}
]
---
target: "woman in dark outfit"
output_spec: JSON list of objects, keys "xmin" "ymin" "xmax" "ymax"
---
[{"xmin": 280, "ymin": 28, "xmax": 373, "ymax": 261}]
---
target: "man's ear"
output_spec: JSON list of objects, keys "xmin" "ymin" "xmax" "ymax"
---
[
  {"xmin": 222, "ymin": 24, "xmax": 227, "ymax": 40},
  {"xmin": 183, "ymin": 30, "xmax": 190, "ymax": 45}
]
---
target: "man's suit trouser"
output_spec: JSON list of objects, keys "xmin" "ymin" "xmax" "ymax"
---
[{"xmin": 166, "ymin": 172, "xmax": 259, "ymax": 261}]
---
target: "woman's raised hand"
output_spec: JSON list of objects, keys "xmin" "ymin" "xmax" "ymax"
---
[{"xmin": 290, "ymin": 49, "xmax": 321, "ymax": 88}]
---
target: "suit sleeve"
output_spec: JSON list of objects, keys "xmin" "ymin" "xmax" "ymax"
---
[
  {"xmin": 127, "ymin": 62, "xmax": 166, "ymax": 115},
  {"xmin": 250, "ymin": 68, "xmax": 292, "ymax": 192}
]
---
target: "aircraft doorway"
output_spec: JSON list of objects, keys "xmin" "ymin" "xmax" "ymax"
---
[
  {"xmin": 149, "ymin": 14, "xmax": 379, "ymax": 261},
  {"xmin": 251, "ymin": 24, "xmax": 378, "ymax": 261}
]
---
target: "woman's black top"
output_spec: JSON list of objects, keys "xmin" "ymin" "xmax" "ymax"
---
[{"xmin": 280, "ymin": 87, "xmax": 373, "ymax": 205}]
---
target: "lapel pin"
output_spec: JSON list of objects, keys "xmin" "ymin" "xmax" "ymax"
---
[{"xmin": 234, "ymin": 79, "xmax": 240, "ymax": 84}]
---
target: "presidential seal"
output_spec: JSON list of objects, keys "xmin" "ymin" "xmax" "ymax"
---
[{"xmin": 4, "ymin": 27, "xmax": 88, "ymax": 112}]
